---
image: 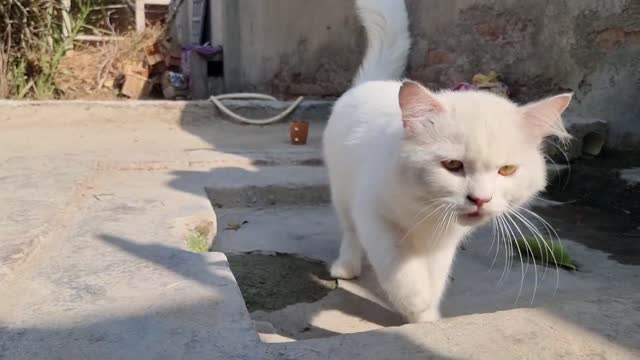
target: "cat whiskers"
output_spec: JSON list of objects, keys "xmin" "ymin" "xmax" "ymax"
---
[
  {"xmin": 495, "ymin": 214, "xmax": 513, "ymax": 286},
  {"xmin": 408, "ymin": 198, "xmax": 449, "ymax": 223},
  {"xmin": 399, "ymin": 200, "xmax": 449, "ymax": 242},
  {"xmin": 503, "ymin": 210, "xmax": 535, "ymax": 304},
  {"xmin": 493, "ymin": 202, "xmax": 563, "ymax": 304},
  {"xmin": 531, "ymin": 195, "xmax": 576, "ymax": 206},
  {"xmin": 510, "ymin": 205, "xmax": 562, "ymax": 292},
  {"xmin": 488, "ymin": 214, "xmax": 512, "ymax": 274},
  {"xmin": 430, "ymin": 203, "xmax": 456, "ymax": 249},
  {"xmin": 495, "ymin": 212, "xmax": 532, "ymax": 303},
  {"xmin": 543, "ymin": 140, "xmax": 571, "ymax": 190},
  {"xmin": 400, "ymin": 200, "xmax": 458, "ymax": 249},
  {"xmin": 488, "ymin": 218, "xmax": 501, "ymax": 271}
]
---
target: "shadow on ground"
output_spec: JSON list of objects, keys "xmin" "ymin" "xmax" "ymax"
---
[{"xmin": 544, "ymin": 151, "xmax": 640, "ymax": 265}]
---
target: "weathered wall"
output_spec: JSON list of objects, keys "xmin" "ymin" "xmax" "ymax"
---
[
  {"xmin": 211, "ymin": 0, "xmax": 365, "ymax": 97},
  {"xmin": 212, "ymin": 0, "xmax": 640, "ymax": 148},
  {"xmin": 405, "ymin": 0, "xmax": 640, "ymax": 149}
]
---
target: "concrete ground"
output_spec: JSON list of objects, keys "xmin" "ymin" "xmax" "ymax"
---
[{"xmin": 0, "ymin": 100, "xmax": 638, "ymax": 359}]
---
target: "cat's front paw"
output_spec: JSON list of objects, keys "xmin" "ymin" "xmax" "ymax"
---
[
  {"xmin": 409, "ymin": 308, "xmax": 441, "ymax": 323},
  {"xmin": 329, "ymin": 259, "xmax": 360, "ymax": 279}
]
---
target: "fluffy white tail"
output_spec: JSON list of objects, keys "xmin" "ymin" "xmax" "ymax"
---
[{"xmin": 352, "ymin": 0, "xmax": 411, "ymax": 86}]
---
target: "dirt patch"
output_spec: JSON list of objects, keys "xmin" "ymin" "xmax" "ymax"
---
[
  {"xmin": 227, "ymin": 253, "xmax": 337, "ymax": 312},
  {"xmin": 57, "ymin": 25, "xmax": 165, "ymax": 100}
]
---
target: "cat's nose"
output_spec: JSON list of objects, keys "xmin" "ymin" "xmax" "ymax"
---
[{"xmin": 467, "ymin": 195, "xmax": 492, "ymax": 207}]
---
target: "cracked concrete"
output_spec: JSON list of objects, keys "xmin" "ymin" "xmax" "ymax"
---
[{"xmin": 0, "ymin": 100, "xmax": 638, "ymax": 359}]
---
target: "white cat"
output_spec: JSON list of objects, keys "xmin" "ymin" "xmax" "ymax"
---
[{"xmin": 322, "ymin": 0, "xmax": 572, "ymax": 323}]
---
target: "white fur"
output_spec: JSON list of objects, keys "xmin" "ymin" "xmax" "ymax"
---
[
  {"xmin": 323, "ymin": 0, "xmax": 571, "ymax": 322},
  {"xmin": 352, "ymin": 0, "xmax": 410, "ymax": 85}
]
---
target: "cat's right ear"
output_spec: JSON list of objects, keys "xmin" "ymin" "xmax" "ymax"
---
[
  {"xmin": 519, "ymin": 93, "xmax": 572, "ymax": 143},
  {"xmin": 398, "ymin": 80, "xmax": 445, "ymax": 134}
]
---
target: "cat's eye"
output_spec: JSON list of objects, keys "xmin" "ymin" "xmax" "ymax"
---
[
  {"xmin": 498, "ymin": 165, "xmax": 518, "ymax": 176},
  {"xmin": 442, "ymin": 160, "xmax": 464, "ymax": 172}
]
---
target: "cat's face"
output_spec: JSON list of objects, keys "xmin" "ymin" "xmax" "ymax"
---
[{"xmin": 397, "ymin": 81, "xmax": 571, "ymax": 227}]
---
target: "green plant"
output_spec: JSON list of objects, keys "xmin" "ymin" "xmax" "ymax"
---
[
  {"xmin": 185, "ymin": 227, "xmax": 210, "ymax": 254},
  {"xmin": 0, "ymin": 0, "xmax": 93, "ymax": 99},
  {"xmin": 9, "ymin": 59, "xmax": 31, "ymax": 98},
  {"xmin": 513, "ymin": 237, "xmax": 577, "ymax": 271}
]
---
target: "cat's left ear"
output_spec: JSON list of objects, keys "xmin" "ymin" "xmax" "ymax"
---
[
  {"xmin": 398, "ymin": 80, "xmax": 445, "ymax": 135},
  {"xmin": 519, "ymin": 93, "xmax": 573, "ymax": 142}
]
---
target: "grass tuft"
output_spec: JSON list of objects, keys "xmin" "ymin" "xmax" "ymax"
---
[
  {"xmin": 185, "ymin": 226, "xmax": 210, "ymax": 254},
  {"xmin": 0, "ymin": 0, "xmax": 93, "ymax": 99}
]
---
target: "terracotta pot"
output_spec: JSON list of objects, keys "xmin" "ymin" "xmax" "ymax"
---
[{"xmin": 289, "ymin": 121, "xmax": 309, "ymax": 145}]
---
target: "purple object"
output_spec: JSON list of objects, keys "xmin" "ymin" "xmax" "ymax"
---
[
  {"xmin": 451, "ymin": 82, "xmax": 478, "ymax": 91},
  {"xmin": 181, "ymin": 45, "xmax": 223, "ymax": 87}
]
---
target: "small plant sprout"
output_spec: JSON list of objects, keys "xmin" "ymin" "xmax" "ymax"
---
[{"xmin": 185, "ymin": 225, "xmax": 210, "ymax": 254}]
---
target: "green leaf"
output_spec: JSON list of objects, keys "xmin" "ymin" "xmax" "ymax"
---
[{"xmin": 513, "ymin": 237, "xmax": 577, "ymax": 271}]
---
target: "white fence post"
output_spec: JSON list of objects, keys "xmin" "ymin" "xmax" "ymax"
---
[{"xmin": 136, "ymin": 0, "xmax": 172, "ymax": 33}]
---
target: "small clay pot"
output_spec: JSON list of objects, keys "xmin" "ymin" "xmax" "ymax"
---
[{"xmin": 289, "ymin": 121, "xmax": 309, "ymax": 145}]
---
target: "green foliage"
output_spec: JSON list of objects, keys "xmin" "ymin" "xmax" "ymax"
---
[
  {"xmin": 513, "ymin": 237, "xmax": 577, "ymax": 271},
  {"xmin": 185, "ymin": 228, "xmax": 210, "ymax": 254},
  {"xmin": 0, "ymin": 0, "xmax": 93, "ymax": 98}
]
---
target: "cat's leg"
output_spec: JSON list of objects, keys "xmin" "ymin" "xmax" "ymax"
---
[
  {"xmin": 330, "ymin": 197, "xmax": 363, "ymax": 279},
  {"xmin": 330, "ymin": 223, "xmax": 362, "ymax": 279},
  {"xmin": 425, "ymin": 244, "xmax": 459, "ymax": 320},
  {"xmin": 352, "ymin": 205, "xmax": 439, "ymax": 323}
]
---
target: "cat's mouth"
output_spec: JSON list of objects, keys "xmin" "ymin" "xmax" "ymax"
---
[{"xmin": 460, "ymin": 209, "xmax": 491, "ymax": 223}]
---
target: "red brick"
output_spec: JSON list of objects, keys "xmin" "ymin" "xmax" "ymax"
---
[
  {"xmin": 476, "ymin": 22, "xmax": 501, "ymax": 41},
  {"xmin": 596, "ymin": 29, "xmax": 625, "ymax": 49},
  {"xmin": 121, "ymin": 74, "xmax": 151, "ymax": 99},
  {"xmin": 625, "ymin": 31, "xmax": 640, "ymax": 47},
  {"xmin": 426, "ymin": 48, "xmax": 452, "ymax": 65}
]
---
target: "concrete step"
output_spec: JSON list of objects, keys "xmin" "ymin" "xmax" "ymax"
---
[
  {"xmin": 1, "ymin": 252, "xmax": 261, "ymax": 360},
  {"xmin": 266, "ymin": 306, "xmax": 638, "ymax": 359},
  {"xmin": 0, "ymin": 169, "xmax": 263, "ymax": 358}
]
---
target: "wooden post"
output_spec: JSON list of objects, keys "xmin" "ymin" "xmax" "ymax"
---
[
  {"xmin": 135, "ymin": 0, "xmax": 146, "ymax": 33},
  {"xmin": 136, "ymin": 0, "xmax": 172, "ymax": 33}
]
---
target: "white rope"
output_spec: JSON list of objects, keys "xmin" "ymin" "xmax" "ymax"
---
[
  {"xmin": 209, "ymin": 93, "xmax": 304, "ymax": 125},
  {"xmin": 214, "ymin": 93, "xmax": 277, "ymax": 101}
]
